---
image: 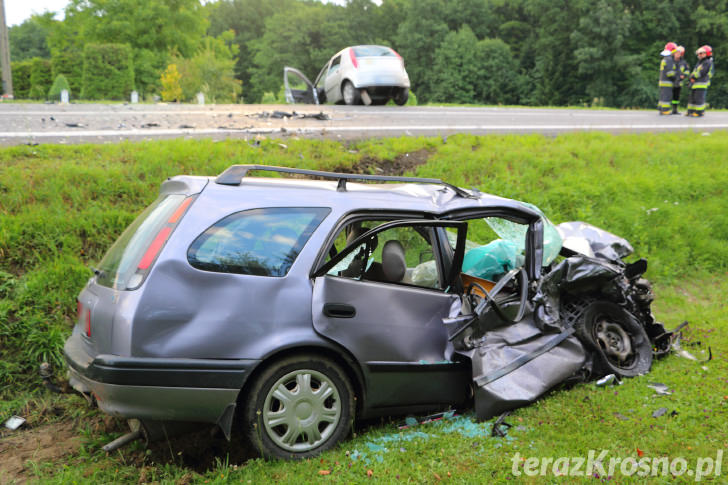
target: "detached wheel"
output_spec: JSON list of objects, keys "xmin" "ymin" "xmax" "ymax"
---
[
  {"xmin": 576, "ymin": 301, "xmax": 652, "ymax": 377},
  {"xmin": 244, "ymin": 355, "xmax": 354, "ymax": 460},
  {"xmin": 394, "ymin": 88, "xmax": 409, "ymax": 106},
  {"xmin": 342, "ymin": 81, "xmax": 361, "ymax": 105}
]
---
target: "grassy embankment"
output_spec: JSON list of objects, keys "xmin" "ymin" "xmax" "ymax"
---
[{"xmin": 0, "ymin": 132, "xmax": 726, "ymax": 483}]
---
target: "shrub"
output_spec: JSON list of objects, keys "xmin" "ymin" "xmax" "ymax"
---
[
  {"xmin": 48, "ymin": 74, "xmax": 71, "ymax": 101},
  {"xmin": 11, "ymin": 60, "xmax": 32, "ymax": 98},
  {"xmin": 160, "ymin": 64, "xmax": 183, "ymax": 102},
  {"xmin": 29, "ymin": 58, "xmax": 52, "ymax": 100},
  {"xmin": 261, "ymin": 91, "xmax": 277, "ymax": 104},
  {"xmin": 81, "ymin": 44, "xmax": 135, "ymax": 100},
  {"xmin": 51, "ymin": 50, "xmax": 83, "ymax": 99}
]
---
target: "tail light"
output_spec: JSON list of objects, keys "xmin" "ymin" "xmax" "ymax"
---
[
  {"xmin": 129, "ymin": 196, "xmax": 195, "ymax": 288},
  {"xmin": 78, "ymin": 300, "xmax": 91, "ymax": 337},
  {"xmin": 392, "ymin": 49, "xmax": 404, "ymax": 66},
  {"xmin": 349, "ymin": 48, "xmax": 358, "ymax": 69}
]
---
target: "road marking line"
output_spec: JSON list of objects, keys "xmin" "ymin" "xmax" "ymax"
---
[{"xmin": 1, "ymin": 123, "xmax": 726, "ymax": 139}]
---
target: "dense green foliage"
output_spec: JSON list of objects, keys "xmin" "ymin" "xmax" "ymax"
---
[
  {"xmin": 10, "ymin": 60, "xmax": 32, "ymax": 99},
  {"xmin": 173, "ymin": 31, "xmax": 243, "ymax": 103},
  {"xmin": 8, "ymin": 0, "xmax": 728, "ymax": 105},
  {"xmin": 28, "ymin": 58, "xmax": 52, "ymax": 100},
  {"xmin": 51, "ymin": 51, "xmax": 84, "ymax": 101},
  {"xmin": 80, "ymin": 44, "xmax": 135, "ymax": 100},
  {"xmin": 218, "ymin": 0, "xmax": 728, "ymax": 106},
  {"xmin": 8, "ymin": 13, "xmax": 52, "ymax": 62}
]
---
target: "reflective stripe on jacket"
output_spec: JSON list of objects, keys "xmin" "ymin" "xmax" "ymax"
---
[
  {"xmin": 659, "ymin": 56, "xmax": 677, "ymax": 87},
  {"xmin": 690, "ymin": 57, "xmax": 714, "ymax": 89}
]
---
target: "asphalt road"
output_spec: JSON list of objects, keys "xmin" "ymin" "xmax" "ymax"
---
[{"xmin": 1, "ymin": 103, "xmax": 727, "ymax": 145}]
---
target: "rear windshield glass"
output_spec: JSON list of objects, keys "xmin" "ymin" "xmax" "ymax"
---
[
  {"xmin": 96, "ymin": 194, "xmax": 186, "ymax": 290},
  {"xmin": 188, "ymin": 207, "xmax": 330, "ymax": 277},
  {"xmin": 353, "ymin": 46, "xmax": 396, "ymax": 57}
]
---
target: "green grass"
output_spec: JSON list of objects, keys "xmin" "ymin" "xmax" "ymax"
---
[{"xmin": 1, "ymin": 132, "xmax": 727, "ymax": 483}]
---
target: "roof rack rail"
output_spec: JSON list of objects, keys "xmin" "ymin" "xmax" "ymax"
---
[{"xmin": 215, "ymin": 164, "xmax": 477, "ymax": 199}]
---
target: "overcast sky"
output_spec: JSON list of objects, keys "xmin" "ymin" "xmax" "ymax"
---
[{"xmin": 5, "ymin": 0, "xmax": 69, "ymax": 26}]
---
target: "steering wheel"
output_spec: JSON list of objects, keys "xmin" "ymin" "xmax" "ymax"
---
[{"xmin": 449, "ymin": 267, "xmax": 529, "ymax": 342}]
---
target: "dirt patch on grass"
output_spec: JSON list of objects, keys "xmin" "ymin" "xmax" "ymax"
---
[
  {"xmin": 334, "ymin": 148, "xmax": 432, "ymax": 176},
  {"xmin": 0, "ymin": 421, "xmax": 82, "ymax": 484}
]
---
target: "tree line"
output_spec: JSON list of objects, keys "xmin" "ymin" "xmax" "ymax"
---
[{"xmin": 8, "ymin": 0, "xmax": 727, "ymax": 108}]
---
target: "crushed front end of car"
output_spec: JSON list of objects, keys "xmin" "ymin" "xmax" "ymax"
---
[{"xmin": 445, "ymin": 218, "xmax": 678, "ymax": 421}]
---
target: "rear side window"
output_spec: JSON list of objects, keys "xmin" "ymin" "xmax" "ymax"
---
[
  {"xmin": 97, "ymin": 194, "xmax": 194, "ymax": 290},
  {"xmin": 188, "ymin": 207, "xmax": 330, "ymax": 277}
]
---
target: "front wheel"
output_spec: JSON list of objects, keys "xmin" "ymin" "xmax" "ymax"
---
[
  {"xmin": 575, "ymin": 301, "xmax": 652, "ymax": 378},
  {"xmin": 342, "ymin": 81, "xmax": 361, "ymax": 105},
  {"xmin": 243, "ymin": 354, "xmax": 355, "ymax": 459}
]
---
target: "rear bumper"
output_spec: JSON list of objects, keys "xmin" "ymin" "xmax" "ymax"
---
[
  {"xmin": 352, "ymin": 72, "xmax": 410, "ymax": 89},
  {"xmin": 64, "ymin": 334, "xmax": 260, "ymax": 424}
]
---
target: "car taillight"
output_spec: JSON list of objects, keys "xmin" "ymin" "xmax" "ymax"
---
[
  {"xmin": 349, "ymin": 48, "xmax": 358, "ymax": 69},
  {"xmin": 78, "ymin": 300, "xmax": 91, "ymax": 337},
  {"xmin": 130, "ymin": 196, "xmax": 194, "ymax": 288},
  {"xmin": 392, "ymin": 49, "xmax": 404, "ymax": 66}
]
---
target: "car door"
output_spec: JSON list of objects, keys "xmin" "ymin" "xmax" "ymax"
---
[
  {"xmin": 311, "ymin": 220, "xmax": 469, "ymax": 409},
  {"xmin": 283, "ymin": 67, "xmax": 319, "ymax": 104},
  {"xmin": 323, "ymin": 54, "xmax": 343, "ymax": 103}
]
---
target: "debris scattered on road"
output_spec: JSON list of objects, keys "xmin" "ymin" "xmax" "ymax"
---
[
  {"xmin": 249, "ymin": 111, "xmax": 330, "ymax": 121},
  {"xmin": 179, "ymin": 124, "xmax": 195, "ymax": 129},
  {"xmin": 65, "ymin": 122, "xmax": 85, "ymax": 128},
  {"xmin": 141, "ymin": 122, "xmax": 161, "ymax": 128},
  {"xmin": 4, "ymin": 416, "xmax": 26, "ymax": 430}
]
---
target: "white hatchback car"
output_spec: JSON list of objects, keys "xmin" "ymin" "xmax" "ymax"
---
[{"xmin": 285, "ymin": 45, "xmax": 411, "ymax": 106}]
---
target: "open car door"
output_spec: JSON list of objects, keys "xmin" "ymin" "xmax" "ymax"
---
[
  {"xmin": 283, "ymin": 67, "xmax": 319, "ymax": 104},
  {"xmin": 284, "ymin": 67, "xmax": 323, "ymax": 104},
  {"xmin": 311, "ymin": 220, "xmax": 469, "ymax": 410}
]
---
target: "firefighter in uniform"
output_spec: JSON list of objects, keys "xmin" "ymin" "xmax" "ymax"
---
[
  {"xmin": 658, "ymin": 42, "xmax": 678, "ymax": 115},
  {"xmin": 687, "ymin": 45, "xmax": 714, "ymax": 117},
  {"xmin": 671, "ymin": 46, "xmax": 689, "ymax": 114}
]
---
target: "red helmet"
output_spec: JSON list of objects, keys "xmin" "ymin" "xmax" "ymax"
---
[
  {"xmin": 702, "ymin": 45, "xmax": 713, "ymax": 56},
  {"xmin": 661, "ymin": 42, "xmax": 677, "ymax": 55}
]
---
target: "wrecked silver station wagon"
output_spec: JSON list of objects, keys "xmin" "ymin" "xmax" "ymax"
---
[{"xmin": 64, "ymin": 166, "xmax": 674, "ymax": 459}]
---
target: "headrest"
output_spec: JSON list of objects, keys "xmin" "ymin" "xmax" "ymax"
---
[{"xmin": 381, "ymin": 240, "xmax": 406, "ymax": 282}]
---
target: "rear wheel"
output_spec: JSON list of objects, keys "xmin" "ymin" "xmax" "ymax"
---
[
  {"xmin": 342, "ymin": 81, "xmax": 361, "ymax": 105},
  {"xmin": 575, "ymin": 301, "xmax": 652, "ymax": 377},
  {"xmin": 394, "ymin": 88, "xmax": 409, "ymax": 106},
  {"xmin": 243, "ymin": 354, "xmax": 355, "ymax": 459}
]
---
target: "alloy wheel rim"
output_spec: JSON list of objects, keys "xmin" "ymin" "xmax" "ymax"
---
[{"xmin": 262, "ymin": 369, "xmax": 342, "ymax": 452}]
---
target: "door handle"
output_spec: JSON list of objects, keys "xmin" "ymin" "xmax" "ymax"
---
[{"xmin": 323, "ymin": 303, "xmax": 356, "ymax": 318}]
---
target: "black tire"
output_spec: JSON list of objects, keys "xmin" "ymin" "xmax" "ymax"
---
[
  {"xmin": 342, "ymin": 81, "xmax": 361, "ymax": 105},
  {"xmin": 394, "ymin": 88, "xmax": 409, "ymax": 106},
  {"xmin": 243, "ymin": 354, "xmax": 355, "ymax": 460},
  {"xmin": 575, "ymin": 301, "xmax": 652, "ymax": 378}
]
